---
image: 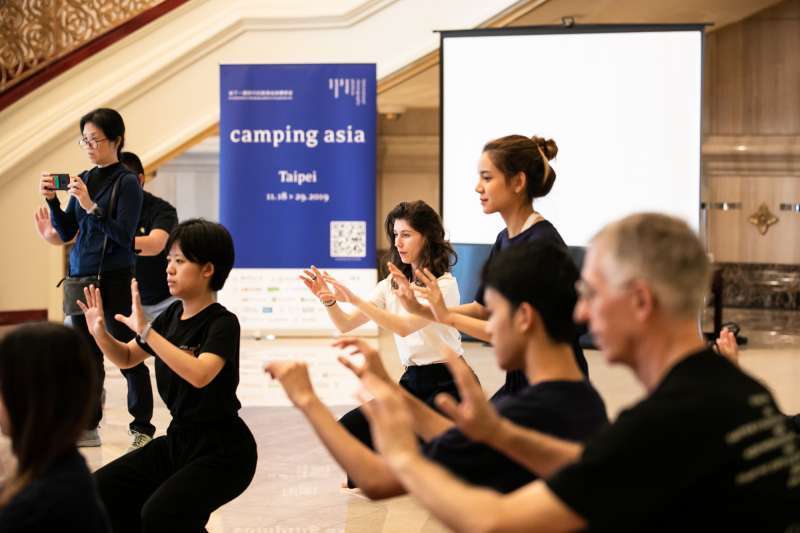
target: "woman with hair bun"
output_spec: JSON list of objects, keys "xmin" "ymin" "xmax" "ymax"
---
[{"xmin": 393, "ymin": 135, "xmax": 588, "ymax": 398}]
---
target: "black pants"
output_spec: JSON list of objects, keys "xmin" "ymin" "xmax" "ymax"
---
[
  {"xmin": 94, "ymin": 417, "xmax": 257, "ymax": 533},
  {"xmin": 69, "ymin": 270, "xmax": 155, "ymax": 435},
  {"xmin": 340, "ymin": 362, "xmax": 462, "ymax": 488}
]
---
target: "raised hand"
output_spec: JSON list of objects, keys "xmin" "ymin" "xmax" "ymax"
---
[
  {"xmin": 715, "ymin": 327, "xmax": 739, "ymax": 365},
  {"xmin": 387, "ymin": 263, "xmax": 428, "ymax": 316},
  {"xmin": 358, "ymin": 372, "xmax": 420, "ymax": 468},
  {"xmin": 76, "ymin": 284, "xmax": 107, "ymax": 338},
  {"xmin": 322, "ymin": 274, "xmax": 358, "ymax": 304},
  {"xmin": 413, "ymin": 268, "xmax": 451, "ymax": 324},
  {"xmin": 264, "ymin": 360, "xmax": 317, "ymax": 408},
  {"xmin": 434, "ymin": 346, "xmax": 500, "ymax": 443},
  {"xmin": 333, "ymin": 337, "xmax": 392, "ymax": 383},
  {"xmin": 299, "ymin": 266, "xmax": 334, "ymax": 301},
  {"xmin": 113, "ymin": 279, "xmax": 149, "ymax": 335},
  {"xmin": 33, "ymin": 206, "xmax": 53, "ymax": 239}
]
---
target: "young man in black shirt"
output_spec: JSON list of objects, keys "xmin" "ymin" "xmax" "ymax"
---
[
  {"xmin": 266, "ymin": 241, "xmax": 607, "ymax": 498},
  {"xmin": 357, "ymin": 213, "xmax": 800, "ymax": 532},
  {"xmin": 78, "ymin": 219, "xmax": 257, "ymax": 532},
  {"xmin": 118, "ymin": 152, "xmax": 179, "ymax": 450}
]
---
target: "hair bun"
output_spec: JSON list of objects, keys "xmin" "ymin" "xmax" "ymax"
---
[{"xmin": 530, "ymin": 136, "xmax": 558, "ymax": 161}]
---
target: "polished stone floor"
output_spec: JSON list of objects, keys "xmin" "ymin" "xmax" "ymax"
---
[{"xmin": 3, "ymin": 307, "xmax": 799, "ymax": 532}]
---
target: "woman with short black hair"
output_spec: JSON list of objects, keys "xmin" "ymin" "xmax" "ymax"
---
[{"xmin": 80, "ymin": 219, "xmax": 257, "ymax": 532}]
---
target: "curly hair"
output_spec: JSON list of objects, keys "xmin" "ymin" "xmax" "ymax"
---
[{"xmin": 384, "ymin": 201, "xmax": 457, "ymax": 282}]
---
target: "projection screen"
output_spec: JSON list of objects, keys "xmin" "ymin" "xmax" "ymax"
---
[{"xmin": 441, "ymin": 25, "xmax": 704, "ymax": 246}]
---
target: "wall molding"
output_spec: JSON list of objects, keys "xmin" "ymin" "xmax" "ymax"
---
[
  {"xmin": 0, "ymin": 309, "xmax": 48, "ymax": 326},
  {"xmin": 703, "ymin": 135, "xmax": 800, "ymax": 177}
]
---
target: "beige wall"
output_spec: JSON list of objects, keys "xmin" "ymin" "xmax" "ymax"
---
[
  {"xmin": 703, "ymin": 0, "xmax": 800, "ymax": 136},
  {"xmin": 703, "ymin": 0, "xmax": 800, "ymax": 264},
  {"xmin": 376, "ymin": 109, "xmax": 440, "ymax": 251},
  {"xmin": 0, "ymin": 140, "xmax": 86, "ymax": 315}
]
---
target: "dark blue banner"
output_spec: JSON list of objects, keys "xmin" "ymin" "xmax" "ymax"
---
[{"xmin": 220, "ymin": 64, "xmax": 376, "ymax": 268}]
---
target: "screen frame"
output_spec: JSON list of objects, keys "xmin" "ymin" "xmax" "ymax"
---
[{"xmin": 438, "ymin": 23, "xmax": 707, "ymax": 245}]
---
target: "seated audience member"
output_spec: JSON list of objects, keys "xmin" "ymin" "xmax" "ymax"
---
[
  {"xmin": 80, "ymin": 219, "xmax": 257, "ymax": 532},
  {"xmin": 266, "ymin": 241, "xmax": 608, "ymax": 498},
  {"xmin": 0, "ymin": 323, "xmax": 110, "ymax": 532},
  {"xmin": 357, "ymin": 213, "xmax": 800, "ymax": 532}
]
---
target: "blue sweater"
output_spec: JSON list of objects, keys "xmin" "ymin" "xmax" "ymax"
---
[{"xmin": 47, "ymin": 163, "xmax": 143, "ymax": 277}]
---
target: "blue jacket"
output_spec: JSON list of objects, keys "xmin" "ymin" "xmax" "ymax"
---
[{"xmin": 48, "ymin": 163, "xmax": 143, "ymax": 277}]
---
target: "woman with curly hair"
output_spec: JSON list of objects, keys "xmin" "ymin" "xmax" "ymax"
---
[{"xmin": 300, "ymin": 200, "xmax": 470, "ymax": 486}]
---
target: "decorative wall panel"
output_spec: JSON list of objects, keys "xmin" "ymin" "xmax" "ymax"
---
[{"xmin": 0, "ymin": 0, "xmax": 162, "ymax": 92}]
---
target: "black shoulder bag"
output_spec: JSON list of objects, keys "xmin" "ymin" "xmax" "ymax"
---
[{"xmin": 59, "ymin": 176, "xmax": 122, "ymax": 316}]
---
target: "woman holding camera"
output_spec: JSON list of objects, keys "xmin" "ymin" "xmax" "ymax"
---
[{"xmin": 37, "ymin": 108, "xmax": 153, "ymax": 449}]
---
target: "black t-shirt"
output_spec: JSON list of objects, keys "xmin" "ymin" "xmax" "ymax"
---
[
  {"xmin": 0, "ymin": 448, "xmax": 110, "ymax": 533},
  {"xmin": 422, "ymin": 379, "xmax": 608, "ymax": 494},
  {"xmin": 474, "ymin": 220, "xmax": 566, "ymax": 306},
  {"xmin": 547, "ymin": 349, "xmax": 800, "ymax": 532},
  {"xmin": 135, "ymin": 191, "xmax": 178, "ymax": 305},
  {"xmin": 475, "ymin": 221, "xmax": 589, "ymax": 394},
  {"xmin": 136, "ymin": 301, "xmax": 242, "ymax": 425}
]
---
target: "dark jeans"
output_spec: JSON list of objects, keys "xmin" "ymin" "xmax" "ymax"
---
[
  {"xmin": 95, "ymin": 417, "xmax": 258, "ymax": 533},
  {"xmin": 69, "ymin": 269, "xmax": 155, "ymax": 435},
  {"xmin": 340, "ymin": 362, "xmax": 463, "ymax": 488}
]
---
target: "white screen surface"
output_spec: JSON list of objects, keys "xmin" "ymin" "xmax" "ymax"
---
[{"xmin": 442, "ymin": 29, "xmax": 702, "ymax": 245}]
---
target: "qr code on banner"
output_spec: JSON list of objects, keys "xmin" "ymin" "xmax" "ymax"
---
[{"xmin": 330, "ymin": 221, "xmax": 367, "ymax": 258}]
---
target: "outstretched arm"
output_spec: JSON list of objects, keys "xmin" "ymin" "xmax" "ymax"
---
[
  {"xmin": 264, "ymin": 360, "xmax": 405, "ymax": 499},
  {"xmin": 358, "ymin": 373, "xmax": 586, "ymax": 533},
  {"xmin": 85, "ymin": 279, "xmax": 226, "ymax": 387},
  {"xmin": 413, "ymin": 268, "xmax": 492, "ymax": 342},
  {"xmin": 436, "ymin": 350, "xmax": 583, "ymax": 478},
  {"xmin": 323, "ymin": 273, "xmax": 429, "ymax": 337},
  {"xmin": 334, "ymin": 338, "xmax": 455, "ymax": 440},
  {"xmin": 300, "ymin": 266, "xmax": 370, "ymax": 333}
]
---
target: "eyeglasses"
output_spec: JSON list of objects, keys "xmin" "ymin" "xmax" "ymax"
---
[{"xmin": 78, "ymin": 137, "xmax": 108, "ymax": 150}]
